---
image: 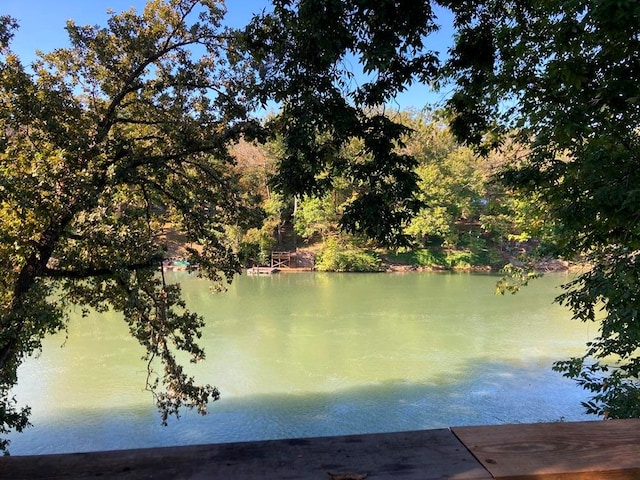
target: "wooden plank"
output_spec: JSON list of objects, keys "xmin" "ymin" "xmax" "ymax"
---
[
  {"xmin": 452, "ymin": 419, "xmax": 640, "ymax": 480},
  {"xmin": 0, "ymin": 429, "xmax": 491, "ymax": 480}
]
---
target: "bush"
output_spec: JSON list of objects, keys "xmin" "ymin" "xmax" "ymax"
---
[
  {"xmin": 316, "ymin": 238, "xmax": 382, "ymax": 272},
  {"xmin": 444, "ymin": 250, "xmax": 474, "ymax": 269},
  {"xmin": 413, "ymin": 249, "xmax": 448, "ymax": 268}
]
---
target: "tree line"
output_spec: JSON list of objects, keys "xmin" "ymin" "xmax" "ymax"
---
[{"xmin": 230, "ymin": 109, "xmax": 555, "ymax": 273}]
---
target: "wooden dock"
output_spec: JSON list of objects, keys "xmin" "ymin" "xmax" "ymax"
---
[
  {"xmin": 452, "ymin": 420, "xmax": 640, "ymax": 480},
  {"xmin": 1, "ymin": 420, "xmax": 639, "ymax": 479},
  {"xmin": 246, "ymin": 266, "xmax": 278, "ymax": 275}
]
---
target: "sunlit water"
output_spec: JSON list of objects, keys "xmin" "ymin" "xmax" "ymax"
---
[{"xmin": 8, "ymin": 271, "xmax": 597, "ymax": 455}]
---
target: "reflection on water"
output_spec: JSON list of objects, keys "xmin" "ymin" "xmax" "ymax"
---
[{"xmin": 9, "ymin": 272, "xmax": 595, "ymax": 455}]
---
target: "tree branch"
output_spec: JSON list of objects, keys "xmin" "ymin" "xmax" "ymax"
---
[{"xmin": 42, "ymin": 258, "xmax": 163, "ymax": 279}]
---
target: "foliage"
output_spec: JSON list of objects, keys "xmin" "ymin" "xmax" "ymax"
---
[
  {"xmin": 407, "ymin": 143, "xmax": 484, "ymax": 247},
  {"xmin": 241, "ymin": 107, "xmax": 542, "ymax": 271},
  {"xmin": 384, "ymin": 248, "xmax": 447, "ymax": 269},
  {"xmin": 294, "ymin": 194, "xmax": 338, "ymax": 242},
  {"xmin": 243, "ymin": 0, "xmax": 441, "ymax": 247},
  {"xmin": 413, "ymin": 249, "xmax": 447, "ymax": 268},
  {"xmin": 228, "ymin": 138, "xmax": 291, "ymax": 265},
  {"xmin": 552, "ymin": 253, "xmax": 640, "ymax": 418},
  {"xmin": 396, "ymin": 110, "xmax": 544, "ymax": 252},
  {"xmin": 237, "ymin": 226, "xmax": 274, "ymax": 265},
  {"xmin": 0, "ymin": 1, "xmax": 263, "ymax": 452},
  {"xmin": 259, "ymin": 192, "xmax": 288, "ymax": 251},
  {"xmin": 315, "ymin": 237, "xmax": 382, "ymax": 272},
  {"xmin": 495, "ymin": 263, "xmax": 542, "ymax": 296},
  {"xmin": 443, "ymin": 0, "xmax": 640, "ymax": 417},
  {"xmin": 398, "ymin": 113, "xmax": 473, "ymax": 245}
]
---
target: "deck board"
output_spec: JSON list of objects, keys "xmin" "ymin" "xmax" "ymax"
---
[
  {"xmin": 452, "ymin": 419, "xmax": 640, "ymax": 480},
  {"xmin": 0, "ymin": 429, "xmax": 491, "ymax": 480},
  {"xmin": 4, "ymin": 420, "xmax": 640, "ymax": 479}
]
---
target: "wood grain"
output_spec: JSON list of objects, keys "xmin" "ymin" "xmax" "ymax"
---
[
  {"xmin": 0, "ymin": 429, "xmax": 491, "ymax": 480},
  {"xmin": 452, "ymin": 419, "xmax": 640, "ymax": 480}
]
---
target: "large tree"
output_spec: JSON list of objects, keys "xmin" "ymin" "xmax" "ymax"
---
[
  {"xmin": 0, "ymin": 0, "xmax": 263, "ymax": 452},
  {"xmin": 442, "ymin": 0, "xmax": 640, "ymax": 417},
  {"xmin": 247, "ymin": 0, "xmax": 640, "ymax": 418},
  {"xmin": 0, "ymin": 0, "xmax": 447, "ymax": 452},
  {"xmin": 243, "ymin": 0, "xmax": 441, "ymax": 246}
]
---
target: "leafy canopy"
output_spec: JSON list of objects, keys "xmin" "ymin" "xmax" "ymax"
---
[
  {"xmin": 0, "ymin": 0, "xmax": 451, "ymax": 453},
  {"xmin": 243, "ymin": 0, "xmax": 441, "ymax": 246},
  {"xmin": 0, "ymin": 0, "xmax": 262, "ymax": 452},
  {"xmin": 442, "ymin": 0, "xmax": 640, "ymax": 417}
]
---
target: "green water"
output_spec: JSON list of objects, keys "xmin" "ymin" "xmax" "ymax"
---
[{"xmin": 9, "ymin": 272, "xmax": 596, "ymax": 455}]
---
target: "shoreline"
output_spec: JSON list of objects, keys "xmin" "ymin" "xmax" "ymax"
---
[{"xmin": 161, "ymin": 248, "xmax": 577, "ymax": 275}]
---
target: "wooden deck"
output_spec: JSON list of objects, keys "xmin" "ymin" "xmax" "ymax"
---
[
  {"xmin": 1, "ymin": 420, "xmax": 639, "ymax": 479},
  {"xmin": 453, "ymin": 419, "xmax": 640, "ymax": 480}
]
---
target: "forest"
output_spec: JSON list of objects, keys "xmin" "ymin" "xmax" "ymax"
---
[{"xmin": 228, "ymin": 109, "xmax": 559, "ymax": 274}]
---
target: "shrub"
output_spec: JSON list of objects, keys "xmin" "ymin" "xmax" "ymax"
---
[{"xmin": 315, "ymin": 238, "xmax": 382, "ymax": 272}]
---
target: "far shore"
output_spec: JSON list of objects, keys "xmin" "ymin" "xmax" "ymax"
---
[{"xmin": 161, "ymin": 249, "xmax": 578, "ymax": 275}]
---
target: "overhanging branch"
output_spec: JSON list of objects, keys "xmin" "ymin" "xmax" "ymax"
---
[{"xmin": 42, "ymin": 257, "xmax": 164, "ymax": 279}]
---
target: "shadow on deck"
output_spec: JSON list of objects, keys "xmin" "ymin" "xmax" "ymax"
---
[{"xmin": 1, "ymin": 419, "xmax": 639, "ymax": 479}]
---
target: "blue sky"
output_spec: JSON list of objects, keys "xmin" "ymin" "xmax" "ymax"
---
[{"xmin": 2, "ymin": 1, "xmax": 454, "ymax": 110}]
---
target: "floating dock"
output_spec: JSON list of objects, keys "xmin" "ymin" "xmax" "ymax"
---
[{"xmin": 246, "ymin": 266, "xmax": 279, "ymax": 275}]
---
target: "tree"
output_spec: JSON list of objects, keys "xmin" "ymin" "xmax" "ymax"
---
[
  {"xmin": 398, "ymin": 111, "xmax": 485, "ymax": 247},
  {"xmin": 247, "ymin": 0, "xmax": 640, "ymax": 417},
  {"xmin": 441, "ymin": 0, "xmax": 640, "ymax": 417},
  {"xmin": 243, "ymin": 0, "xmax": 441, "ymax": 247},
  {"xmin": 0, "ymin": 0, "xmax": 263, "ymax": 452},
  {"xmin": 226, "ymin": 139, "xmax": 282, "ymax": 264},
  {"xmin": 294, "ymin": 195, "xmax": 337, "ymax": 241}
]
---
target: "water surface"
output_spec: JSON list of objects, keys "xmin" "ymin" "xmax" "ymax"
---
[{"xmin": 9, "ymin": 272, "xmax": 596, "ymax": 455}]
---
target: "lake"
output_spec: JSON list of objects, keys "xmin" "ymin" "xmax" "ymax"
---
[{"xmin": 8, "ymin": 271, "xmax": 596, "ymax": 455}]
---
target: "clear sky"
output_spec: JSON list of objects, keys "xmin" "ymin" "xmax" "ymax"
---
[{"xmin": 2, "ymin": 0, "xmax": 454, "ymax": 110}]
